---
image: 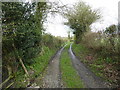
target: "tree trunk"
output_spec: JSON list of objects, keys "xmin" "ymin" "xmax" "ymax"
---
[{"xmin": 75, "ymin": 31, "xmax": 82, "ymax": 44}]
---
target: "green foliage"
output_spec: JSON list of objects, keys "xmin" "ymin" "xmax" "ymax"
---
[
  {"xmin": 2, "ymin": 2, "xmax": 48, "ymax": 87},
  {"xmin": 32, "ymin": 46, "xmax": 55, "ymax": 77},
  {"xmin": 2, "ymin": 1, "xmax": 65, "ymax": 88},
  {"xmin": 65, "ymin": 1, "xmax": 100, "ymax": 44},
  {"xmin": 60, "ymin": 44, "xmax": 84, "ymax": 88},
  {"xmin": 42, "ymin": 33, "xmax": 64, "ymax": 49},
  {"xmin": 14, "ymin": 45, "xmax": 57, "ymax": 88},
  {"xmin": 104, "ymin": 24, "xmax": 118, "ymax": 51},
  {"xmin": 72, "ymin": 43, "xmax": 88, "ymax": 60},
  {"xmin": 81, "ymin": 31, "xmax": 120, "ymax": 61},
  {"xmin": 72, "ymin": 31, "xmax": 120, "ymax": 85},
  {"xmin": 13, "ymin": 32, "xmax": 65, "ymax": 87},
  {"xmin": 104, "ymin": 25, "xmax": 117, "ymax": 35},
  {"xmin": 2, "ymin": 2, "xmax": 47, "ymax": 68},
  {"xmin": 14, "ymin": 70, "xmax": 28, "ymax": 88},
  {"xmin": 72, "ymin": 43, "xmax": 107, "ymax": 80}
]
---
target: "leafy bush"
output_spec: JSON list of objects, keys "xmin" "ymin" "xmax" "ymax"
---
[
  {"xmin": 42, "ymin": 33, "xmax": 64, "ymax": 49},
  {"xmin": 2, "ymin": 2, "xmax": 47, "ymax": 87}
]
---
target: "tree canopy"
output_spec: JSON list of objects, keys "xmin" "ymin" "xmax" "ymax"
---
[{"xmin": 65, "ymin": 2, "xmax": 100, "ymax": 44}]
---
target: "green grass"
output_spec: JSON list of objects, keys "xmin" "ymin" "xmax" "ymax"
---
[
  {"xmin": 31, "ymin": 46, "xmax": 56, "ymax": 77},
  {"xmin": 72, "ymin": 43, "xmax": 106, "ymax": 80},
  {"xmin": 60, "ymin": 43, "xmax": 84, "ymax": 88},
  {"xmin": 14, "ymin": 46, "xmax": 57, "ymax": 88},
  {"xmin": 14, "ymin": 70, "xmax": 28, "ymax": 88},
  {"xmin": 72, "ymin": 43, "xmax": 120, "ymax": 84},
  {"xmin": 72, "ymin": 43, "xmax": 88, "ymax": 63}
]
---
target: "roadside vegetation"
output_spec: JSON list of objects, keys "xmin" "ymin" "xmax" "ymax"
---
[
  {"xmin": 60, "ymin": 43, "xmax": 84, "ymax": 88},
  {"xmin": 65, "ymin": 1, "xmax": 120, "ymax": 88},
  {"xmin": 14, "ymin": 34, "xmax": 65, "ymax": 88},
  {"xmin": 2, "ymin": 2, "xmax": 65, "ymax": 88},
  {"xmin": 1, "ymin": 0, "xmax": 120, "ymax": 88},
  {"xmin": 72, "ymin": 31, "xmax": 120, "ymax": 87}
]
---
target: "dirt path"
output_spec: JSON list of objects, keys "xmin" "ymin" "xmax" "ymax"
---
[
  {"xmin": 69, "ymin": 44, "xmax": 109, "ymax": 88},
  {"xmin": 41, "ymin": 46, "xmax": 66, "ymax": 88}
]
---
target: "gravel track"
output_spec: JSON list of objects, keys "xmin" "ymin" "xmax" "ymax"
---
[
  {"xmin": 41, "ymin": 46, "xmax": 66, "ymax": 88},
  {"xmin": 69, "ymin": 44, "xmax": 109, "ymax": 88}
]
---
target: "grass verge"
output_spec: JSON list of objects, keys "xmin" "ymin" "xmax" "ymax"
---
[
  {"xmin": 72, "ymin": 43, "xmax": 119, "ymax": 86},
  {"xmin": 60, "ymin": 43, "xmax": 84, "ymax": 88},
  {"xmin": 14, "ymin": 46, "xmax": 58, "ymax": 88}
]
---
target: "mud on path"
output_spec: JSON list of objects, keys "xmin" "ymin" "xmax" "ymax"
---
[
  {"xmin": 69, "ymin": 44, "xmax": 109, "ymax": 88},
  {"xmin": 40, "ymin": 46, "xmax": 66, "ymax": 88}
]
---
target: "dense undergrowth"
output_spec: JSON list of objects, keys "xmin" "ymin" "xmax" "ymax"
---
[
  {"xmin": 13, "ymin": 34, "xmax": 65, "ymax": 88},
  {"xmin": 2, "ymin": 2, "xmax": 66, "ymax": 88},
  {"xmin": 64, "ymin": 1, "xmax": 120, "ymax": 88},
  {"xmin": 72, "ymin": 31, "xmax": 120, "ymax": 87},
  {"xmin": 14, "ymin": 45, "xmax": 57, "ymax": 87},
  {"xmin": 60, "ymin": 43, "xmax": 84, "ymax": 88}
]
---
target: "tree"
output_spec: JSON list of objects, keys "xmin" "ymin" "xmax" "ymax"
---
[
  {"xmin": 2, "ymin": 1, "xmax": 48, "ymax": 78},
  {"xmin": 65, "ymin": 2, "xmax": 100, "ymax": 44},
  {"xmin": 104, "ymin": 24, "xmax": 117, "ymax": 51},
  {"xmin": 2, "ymin": 2, "xmax": 31, "ymax": 77}
]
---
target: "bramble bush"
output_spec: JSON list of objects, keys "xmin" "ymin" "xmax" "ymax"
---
[{"xmin": 81, "ymin": 26, "xmax": 120, "ymax": 64}]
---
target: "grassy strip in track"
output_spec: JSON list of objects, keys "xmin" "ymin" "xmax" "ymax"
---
[{"xmin": 60, "ymin": 43, "xmax": 84, "ymax": 88}]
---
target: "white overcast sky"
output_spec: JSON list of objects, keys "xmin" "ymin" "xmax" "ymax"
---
[{"xmin": 44, "ymin": 0, "xmax": 120, "ymax": 37}]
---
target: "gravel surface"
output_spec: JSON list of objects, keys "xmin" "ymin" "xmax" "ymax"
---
[
  {"xmin": 69, "ymin": 44, "xmax": 109, "ymax": 88},
  {"xmin": 41, "ymin": 46, "xmax": 66, "ymax": 88}
]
